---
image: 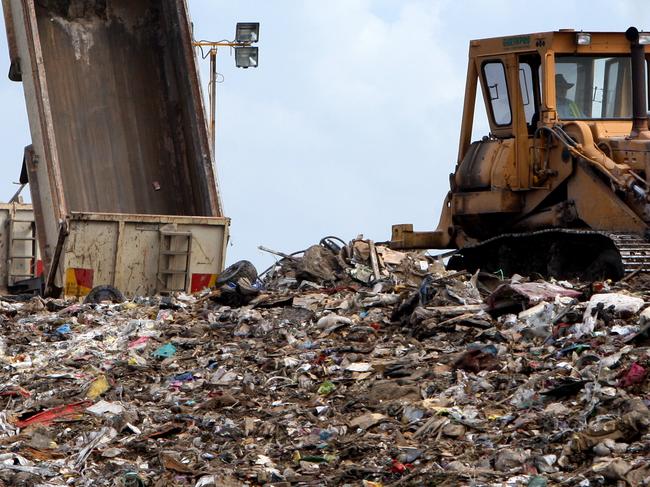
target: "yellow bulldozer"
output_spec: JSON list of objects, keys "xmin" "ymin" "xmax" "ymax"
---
[{"xmin": 391, "ymin": 27, "xmax": 650, "ymax": 280}]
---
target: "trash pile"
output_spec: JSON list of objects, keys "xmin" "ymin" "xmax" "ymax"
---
[{"xmin": 0, "ymin": 236, "xmax": 649, "ymax": 486}]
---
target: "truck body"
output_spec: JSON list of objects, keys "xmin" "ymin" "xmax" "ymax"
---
[
  {"xmin": 3, "ymin": 0, "xmax": 229, "ymax": 297},
  {"xmin": 392, "ymin": 28, "xmax": 650, "ymax": 280}
]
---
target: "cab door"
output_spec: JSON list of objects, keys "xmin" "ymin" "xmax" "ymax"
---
[
  {"xmin": 480, "ymin": 52, "xmax": 542, "ymax": 190},
  {"xmin": 480, "ymin": 57, "xmax": 514, "ymax": 139},
  {"xmin": 454, "ymin": 56, "xmax": 515, "ymax": 192},
  {"xmin": 474, "ymin": 53, "xmax": 534, "ymax": 191},
  {"xmin": 516, "ymin": 53, "xmax": 543, "ymax": 189}
]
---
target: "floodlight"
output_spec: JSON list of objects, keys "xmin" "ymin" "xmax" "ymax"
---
[
  {"xmin": 576, "ymin": 32, "xmax": 591, "ymax": 45},
  {"xmin": 235, "ymin": 23, "xmax": 260, "ymax": 43},
  {"xmin": 235, "ymin": 47, "xmax": 258, "ymax": 68},
  {"xmin": 639, "ymin": 32, "xmax": 650, "ymax": 45}
]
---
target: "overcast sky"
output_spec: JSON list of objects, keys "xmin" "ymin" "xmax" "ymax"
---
[{"xmin": 1, "ymin": 1, "xmax": 649, "ymax": 271}]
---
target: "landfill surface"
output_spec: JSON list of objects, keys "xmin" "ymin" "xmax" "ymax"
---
[{"xmin": 0, "ymin": 237, "xmax": 649, "ymax": 487}]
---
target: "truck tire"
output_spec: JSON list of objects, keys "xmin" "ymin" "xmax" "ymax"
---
[
  {"xmin": 84, "ymin": 285, "xmax": 125, "ymax": 304},
  {"xmin": 216, "ymin": 260, "xmax": 258, "ymax": 286}
]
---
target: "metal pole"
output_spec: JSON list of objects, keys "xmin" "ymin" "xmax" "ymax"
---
[
  {"xmin": 626, "ymin": 27, "xmax": 649, "ymax": 137},
  {"xmin": 630, "ymin": 42, "xmax": 649, "ymax": 136},
  {"xmin": 209, "ymin": 48, "xmax": 217, "ymax": 157}
]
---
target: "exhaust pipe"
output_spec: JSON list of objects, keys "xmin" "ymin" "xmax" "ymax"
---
[{"xmin": 626, "ymin": 27, "xmax": 650, "ymax": 138}]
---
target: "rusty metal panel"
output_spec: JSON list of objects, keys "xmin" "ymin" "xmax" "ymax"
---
[
  {"xmin": 63, "ymin": 213, "xmax": 228, "ymax": 297},
  {"xmin": 456, "ymin": 140, "xmax": 516, "ymax": 190},
  {"xmin": 0, "ymin": 209, "xmax": 10, "ymax": 288},
  {"xmin": 7, "ymin": 205, "xmax": 39, "ymax": 286},
  {"xmin": 5, "ymin": 2, "xmax": 223, "ymax": 221},
  {"xmin": 22, "ymin": 0, "xmax": 220, "ymax": 217},
  {"xmin": 0, "ymin": 203, "xmax": 41, "ymax": 291},
  {"xmin": 112, "ymin": 221, "xmax": 160, "ymax": 295},
  {"xmin": 452, "ymin": 190, "xmax": 523, "ymax": 215},
  {"xmin": 2, "ymin": 0, "xmax": 20, "ymax": 79},
  {"xmin": 568, "ymin": 163, "xmax": 646, "ymax": 232},
  {"xmin": 64, "ymin": 219, "xmax": 119, "ymax": 291},
  {"xmin": 7, "ymin": 0, "xmax": 66, "ymax": 282}
]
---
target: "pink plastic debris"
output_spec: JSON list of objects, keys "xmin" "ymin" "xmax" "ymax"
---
[{"xmin": 618, "ymin": 362, "xmax": 647, "ymax": 387}]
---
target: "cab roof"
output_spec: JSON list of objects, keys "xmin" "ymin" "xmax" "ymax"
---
[{"xmin": 469, "ymin": 29, "xmax": 650, "ymax": 56}]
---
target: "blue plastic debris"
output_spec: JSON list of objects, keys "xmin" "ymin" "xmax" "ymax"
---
[
  {"xmin": 56, "ymin": 324, "xmax": 72, "ymax": 335},
  {"xmin": 172, "ymin": 372, "xmax": 194, "ymax": 382},
  {"xmin": 152, "ymin": 343, "xmax": 177, "ymax": 359}
]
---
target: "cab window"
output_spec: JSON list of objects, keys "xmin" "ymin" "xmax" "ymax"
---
[
  {"xmin": 519, "ymin": 53, "xmax": 542, "ymax": 134},
  {"xmin": 483, "ymin": 61, "xmax": 512, "ymax": 126},
  {"xmin": 519, "ymin": 63, "xmax": 536, "ymax": 124},
  {"xmin": 555, "ymin": 55, "xmax": 635, "ymax": 119}
]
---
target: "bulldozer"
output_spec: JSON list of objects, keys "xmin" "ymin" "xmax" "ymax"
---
[{"xmin": 391, "ymin": 27, "xmax": 650, "ymax": 281}]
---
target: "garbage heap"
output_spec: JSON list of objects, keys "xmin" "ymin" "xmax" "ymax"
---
[{"xmin": 0, "ymin": 237, "xmax": 649, "ymax": 487}]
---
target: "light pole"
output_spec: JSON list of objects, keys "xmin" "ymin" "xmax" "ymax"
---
[{"xmin": 193, "ymin": 23, "xmax": 260, "ymax": 157}]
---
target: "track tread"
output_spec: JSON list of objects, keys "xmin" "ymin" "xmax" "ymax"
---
[{"xmin": 609, "ymin": 233, "xmax": 650, "ymax": 273}]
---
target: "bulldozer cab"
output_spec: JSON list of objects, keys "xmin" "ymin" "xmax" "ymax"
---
[
  {"xmin": 458, "ymin": 30, "xmax": 650, "ymax": 191},
  {"xmin": 391, "ymin": 28, "xmax": 650, "ymax": 278}
]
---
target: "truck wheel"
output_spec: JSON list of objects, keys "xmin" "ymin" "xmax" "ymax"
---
[
  {"xmin": 216, "ymin": 260, "xmax": 258, "ymax": 286},
  {"xmin": 84, "ymin": 285, "xmax": 125, "ymax": 304}
]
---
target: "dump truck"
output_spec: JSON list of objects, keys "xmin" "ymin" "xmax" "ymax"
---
[
  {"xmin": 2, "ymin": 0, "xmax": 229, "ymax": 298},
  {"xmin": 392, "ymin": 27, "xmax": 650, "ymax": 280}
]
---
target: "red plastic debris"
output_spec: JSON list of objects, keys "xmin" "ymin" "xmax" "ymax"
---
[
  {"xmin": 618, "ymin": 362, "xmax": 647, "ymax": 388},
  {"xmin": 0, "ymin": 386, "xmax": 31, "ymax": 398},
  {"xmin": 390, "ymin": 459, "xmax": 412, "ymax": 474},
  {"xmin": 14, "ymin": 401, "xmax": 93, "ymax": 428},
  {"xmin": 552, "ymin": 322, "xmax": 573, "ymax": 338},
  {"xmin": 128, "ymin": 336, "xmax": 149, "ymax": 349},
  {"xmin": 313, "ymin": 353, "xmax": 328, "ymax": 365},
  {"xmin": 593, "ymin": 282, "xmax": 605, "ymax": 292}
]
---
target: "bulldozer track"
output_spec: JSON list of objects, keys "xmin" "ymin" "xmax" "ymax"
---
[
  {"xmin": 609, "ymin": 233, "xmax": 650, "ymax": 273},
  {"xmin": 452, "ymin": 228, "xmax": 650, "ymax": 280}
]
